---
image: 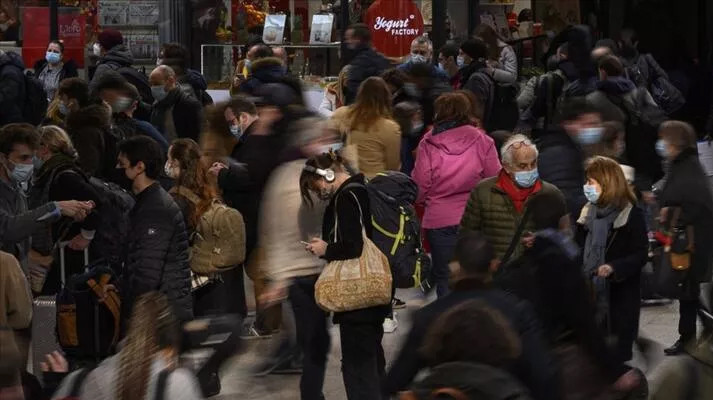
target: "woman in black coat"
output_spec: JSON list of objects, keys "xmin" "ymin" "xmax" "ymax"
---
[
  {"xmin": 33, "ymin": 40, "xmax": 79, "ymax": 100},
  {"xmin": 657, "ymin": 121, "xmax": 713, "ymax": 355},
  {"xmin": 301, "ymin": 152, "xmax": 391, "ymax": 400},
  {"xmin": 29, "ymin": 126, "xmax": 101, "ymax": 295},
  {"xmin": 575, "ymin": 156, "xmax": 648, "ymax": 364}
]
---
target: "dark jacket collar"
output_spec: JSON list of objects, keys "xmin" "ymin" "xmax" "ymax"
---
[
  {"xmin": 134, "ymin": 181, "xmax": 161, "ymax": 203},
  {"xmin": 596, "ymin": 76, "xmax": 636, "ymax": 95},
  {"xmin": 673, "ymin": 147, "xmax": 698, "ymax": 165}
]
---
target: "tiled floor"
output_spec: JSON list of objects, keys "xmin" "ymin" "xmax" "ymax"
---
[{"xmin": 211, "ymin": 289, "xmax": 687, "ymax": 399}]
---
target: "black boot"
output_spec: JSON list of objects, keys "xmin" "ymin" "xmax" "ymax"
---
[
  {"xmin": 198, "ymin": 371, "xmax": 221, "ymax": 397},
  {"xmin": 663, "ymin": 338, "xmax": 686, "ymax": 356}
]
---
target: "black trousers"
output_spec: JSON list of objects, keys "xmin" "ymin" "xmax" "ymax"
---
[
  {"xmin": 339, "ymin": 322, "xmax": 385, "ymax": 400},
  {"xmin": 221, "ymin": 265, "xmax": 247, "ymax": 318},
  {"xmin": 679, "ymin": 282, "xmax": 700, "ymax": 340},
  {"xmin": 289, "ymin": 275, "xmax": 330, "ymax": 400}
]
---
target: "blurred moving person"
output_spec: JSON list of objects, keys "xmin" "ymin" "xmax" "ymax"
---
[{"xmin": 343, "ymin": 23, "xmax": 390, "ymax": 105}]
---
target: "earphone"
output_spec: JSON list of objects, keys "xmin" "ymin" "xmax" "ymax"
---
[{"xmin": 303, "ymin": 165, "xmax": 335, "ymax": 182}]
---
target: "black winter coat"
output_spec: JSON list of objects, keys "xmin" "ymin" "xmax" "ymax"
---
[
  {"xmin": 237, "ymin": 57, "xmax": 287, "ymax": 96},
  {"xmin": 150, "ymin": 88, "xmax": 203, "ymax": 142},
  {"xmin": 498, "ymin": 231, "xmax": 625, "ymax": 381},
  {"xmin": 536, "ymin": 129, "xmax": 587, "ymax": 218},
  {"xmin": 65, "ymin": 104, "xmax": 112, "ymax": 178},
  {"xmin": 0, "ymin": 51, "xmax": 26, "ymax": 126},
  {"xmin": 384, "ymin": 278, "xmax": 560, "ymax": 400},
  {"xmin": 575, "ymin": 203, "xmax": 648, "ymax": 363},
  {"xmin": 33, "ymin": 59, "xmax": 78, "ymax": 82},
  {"xmin": 321, "ymin": 174, "xmax": 391, "ymax": 325},
  {"xmin": 345, "ymin": 45, "xmax": 390, "ymax": 105},
  {"xmin": 124, "ymin": 183, "xmax": 192, "ymax": 321},
  {"xmin": 659, "ymin": 148, "xmax": 713, "ymax": 283}
]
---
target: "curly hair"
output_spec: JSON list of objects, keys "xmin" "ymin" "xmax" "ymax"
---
[{"xmin": 169, "ymin": 139, "xmax": 220, "ymax": 228}]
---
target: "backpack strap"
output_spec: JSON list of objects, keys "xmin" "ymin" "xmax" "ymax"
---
[
  {"xmin": 169, "ymin": 186, "xmax": 201, "ymax": 205},
  {"xmin": 501, "ymin": 205, "xmax": 533, "ymax": 265},
  {"xmin": 154, "ymin": 369, "xmax": 173, "ymax": 400}
]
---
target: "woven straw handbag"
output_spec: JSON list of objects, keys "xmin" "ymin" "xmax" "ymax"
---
[{"xmin": 315, "ymin": 191, "xmax": 392, "ymax": 312}]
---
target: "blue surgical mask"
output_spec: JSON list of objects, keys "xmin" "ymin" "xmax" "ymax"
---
[
  {"xmin": 576, "ymin": 127, "xmax": 604, "ymax": 145},
  {"xmin": 58, "ymin": 102, "xmax": 69, "ymax": 116},
  {"xmin": 245, "ymin": 59, "xmax": 252, "ymax": 72},
  {"xmin": 583, "ymin": 184, "xmax": 601, "ymax": 204},
  {"xmin": 411, "ymin": 54, "xmax": 427, "ymax": 64},
  {"xmin": 457, "ymin": 56, "xmax": 465, "ymax": 67},
  {"xmin": 33, "ymin": 155, "xmax": 44, "ymax": 170},
  {"xmin": 229, "ymin": 124, "xmax": 242, "ymax": 139},
  {"xmin": 46, "ymin": 51, "xmax": 61, "ymax": 64},
  {"xmin": 438, "ymin": 62, "xmax": 445, "ymax": 71},
  {"xmin": 151, "ymin": 85, "xmax": 168, "ymax": 102},
  {"xmin": 412, "ymin": 122, "xmax": 424, "ymax": 134},
  {"xmin": 656, "ymin": 139, "xmax": 668, "ymax": 158},
  {"xmin": 514, "ymin": 168, "xmax": 539, "ymax": 188},
  {"xmin": 10, "ymin": 162, "xmax": 34, "ymax": 183}
]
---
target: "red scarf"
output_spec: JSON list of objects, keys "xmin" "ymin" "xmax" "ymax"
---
[{"xmin": 495, "ymin": 170, "xmax": 542, "ymax": 213}]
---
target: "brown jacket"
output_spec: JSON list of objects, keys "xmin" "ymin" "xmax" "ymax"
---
[
  {"xmin": 0, "ymin": 251, "xmax": 32, "ymax": 329},
  {"xmin": 331, "ymin": 106, "xmax": 401, "ymax": 178}
]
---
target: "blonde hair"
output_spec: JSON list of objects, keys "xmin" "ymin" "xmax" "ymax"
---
[
  {"xmin": 585, "ymin": 156, "xmax": 636, "ymax": 209},
  {"xmin": 38, "ymin": 125, "xmax": 77, "ymax": 158},
  {"xmin": 327, "ymin": 65, "xmax": 350, "ymax": 107},
  {"xmin": 116, "ymin": 292, "xmax": 179, "ymax": 400},
  {"xmin": 346, "ymin": 76, "xmax": 393, "ymax": 131}
]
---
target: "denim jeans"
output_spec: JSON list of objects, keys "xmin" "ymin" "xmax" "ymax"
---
[
  {"xmin": 290, "ymin": 275, "xmax": 330, "ymax": 400},
  {"xmin": 426, "ymin": 225, "xmax": 459, "ymax": 297},
  {"xmin": 340, "ymin": 322, "xmax": 385, "ymax": 400}
]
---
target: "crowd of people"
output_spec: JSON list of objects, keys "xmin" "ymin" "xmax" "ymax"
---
[{"xmin": 1, "ymin": 19, "xmax": 713, "ymax": 400}]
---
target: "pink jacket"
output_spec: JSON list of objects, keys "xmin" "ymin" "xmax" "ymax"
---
[{"xmin": 412, "ymin": 124, "xmax": 501, "ymax": 229}]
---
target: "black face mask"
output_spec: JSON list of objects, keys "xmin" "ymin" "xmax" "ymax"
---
[{"xmin": 113, "ymin": 167, "xmax": 134, "ymax": 192}]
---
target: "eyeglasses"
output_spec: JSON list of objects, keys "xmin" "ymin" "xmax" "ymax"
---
[{"xmin": 505, "ymin": 140, "xmax": 532, "ymax": 151}]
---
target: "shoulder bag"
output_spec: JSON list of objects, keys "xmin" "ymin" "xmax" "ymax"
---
[
  {"xmin": 315, "ymin": 191, "xmax": 392, "ymax": 312},
  {"xmin": 654, "ymin": 207, "xmax": 695, "ymax": 299}
]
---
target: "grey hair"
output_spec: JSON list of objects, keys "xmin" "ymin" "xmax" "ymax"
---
[
  {"xmin": 500, "ymin": 134, "xmax": 538, "ymax": 167},
  {"xmin": 411, "ymin": 35, "xmax": 433, "ymax": 51}
]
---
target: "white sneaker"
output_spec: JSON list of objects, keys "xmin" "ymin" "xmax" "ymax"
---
[{"xmin": 383, "ymin": 313, "xmax": 398, "ymax": 333}]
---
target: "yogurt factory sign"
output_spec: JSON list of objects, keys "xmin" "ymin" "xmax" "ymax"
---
[{"xmin": 366, "ymin": 0, "xmax": 425, "ymax": 57}]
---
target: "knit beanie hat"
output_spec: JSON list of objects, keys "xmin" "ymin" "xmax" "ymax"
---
[{"xmin": 98, "ymin": 29, "xmax": 123, "ymax": 51}]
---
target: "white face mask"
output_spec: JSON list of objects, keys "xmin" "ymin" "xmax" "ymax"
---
[
  {"xmin": 164, "ymin": 161, "xmax": 179, "ymax": 179},
  {"xmin": 92, "ymin": 43, "xmax": 102, "ymax": 57}
]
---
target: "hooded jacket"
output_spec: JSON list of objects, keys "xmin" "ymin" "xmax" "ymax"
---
[
  {"xmin": 237, "ymin": 57, "xmax": 287, "ymax": 96},
  {"xmin": 345, "ymin": 44, "xmax": 390, "ymax": 105},
  {"xmin": 65, "ymin": 104, "xmax": 111, "ymax": 178},
  {"xmin": 0, "ymin": 50, "xmax": 26, "ymax": 125},
  {"xmin": 412, "ymin": 123, "xmax": 501, "ymax": 229},
  {"xmin": 90, "ymin": 45, "xmax": 134, "ymax": 92},
  {"xmin": 536, "ymin": 128, "xmax": 587, "ymax": 219}
]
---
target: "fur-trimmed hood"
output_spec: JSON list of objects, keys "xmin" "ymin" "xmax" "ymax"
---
[{"xmin": 65, "ymin": 104, "xmax": 112, "ymax": 131}]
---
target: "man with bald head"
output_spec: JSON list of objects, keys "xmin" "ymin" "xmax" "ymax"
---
[
  {"xmin": 460, "ymin": 134, "xmax": 569, "ymax": 261},
  {"xmin": 149, "ymin": 65, "xmax": 203, "ymax": 141}
]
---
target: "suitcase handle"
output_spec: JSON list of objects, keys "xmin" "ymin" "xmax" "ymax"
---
[{"xmin": 58, "ymin": 242, "xmax": 90, "ymax": 287}]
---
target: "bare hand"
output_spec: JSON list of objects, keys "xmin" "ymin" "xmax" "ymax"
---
[
  {"xmin": 39, "ymin": 351, "xmax": 68, "ymax": 373},
  {"xmin": 97, "ymin": 284, "xmax": 117, "ymax": 303},
  {"xmin": 659, "ymin": 207, "xmax": 669, "ymax": 224},
  {"xmin": 208, "ymin": 162, "xmax": 227, "ymax": 176},
  {"xmin": 597, "ymin": 264, "xmax": 614, "ymax": 278},
  {"xmin": 613, "ymin": 369, "xmax": 640, "ymax": 392},
  {"xmin": 521, "ymin": 232, "xmax": 535, "ymax": 249},
  {"xmin": 68, "ymin": 234, "xmax": 91, "ymax": 251},
  {"xmin": 306, "ymin": 238, "xmax": 328, "ymax": 257},
  {"xmin": 259, "ymin": 284, "xmax": 287, "ymax": 309},
  {"xmin": 57, "ymin": 200, "xmax": 94, "ymax": 220}
]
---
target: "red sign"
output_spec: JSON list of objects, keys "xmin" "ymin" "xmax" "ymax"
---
[
  {"xmin": 22, "ymin": 7, "xmax": 86, "ymax": 69},
  {"xmin": 365, "ymin": 0, "xmax": 424, "ymax": 58}
]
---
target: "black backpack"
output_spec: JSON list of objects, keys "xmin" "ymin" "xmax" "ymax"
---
[
  {"xmin": 625, "ymin": 54, "xmax": 685, "ymax": 116},
  {"xmin": 87, "ymin": 177, "xmax": 135, "ymax": 270},
  {"xmin": 606, "ymin": 88, "xmax": 667, "ymax": 186},
  {"xmin": 23, "ymin": 71, "xmax": 49, "ymax": 125},
  {"xmin": 104, "ymin": 61, "xmax": 154, "ymax": 105},
  {"xmin": 347, "ymin": 172, "xmax": 431, "ymax": 290},
  {"xmin": 479, "ymin": 71, "xmax": 519, "ymax": 132}
]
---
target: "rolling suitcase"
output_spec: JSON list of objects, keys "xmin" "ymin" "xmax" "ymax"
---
[{"xmin": 31, "ymin": 244, "xmax": 88, "ymax": 380}]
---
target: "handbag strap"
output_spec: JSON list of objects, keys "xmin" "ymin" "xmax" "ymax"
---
[
  {"xmin": 501, "ymin": 205, "xmax": 533, "ymax": 264},
  {"xmin": 332, "ymin": 187, "xmax": 366, "ymax": 243}
]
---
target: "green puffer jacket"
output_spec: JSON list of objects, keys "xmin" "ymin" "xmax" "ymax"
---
[{"xmin": 460, "ymin": 176, "xmax": 567, "ymax": 259}]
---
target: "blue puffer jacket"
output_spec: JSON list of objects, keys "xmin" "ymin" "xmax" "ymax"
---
[{"xmin": 237, "ymin": 57, "xmax": 286, "ymax": 96}]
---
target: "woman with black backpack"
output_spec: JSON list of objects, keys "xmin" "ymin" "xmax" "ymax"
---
[{"xmin": 29, "ymin": 125, "xmax": 101, "ymax": 295}]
